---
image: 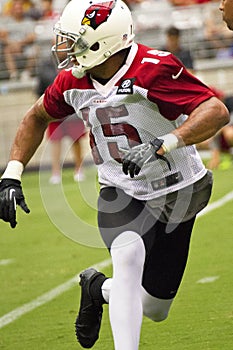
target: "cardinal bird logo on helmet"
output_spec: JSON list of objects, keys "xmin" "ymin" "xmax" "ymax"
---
[{"xmin": 81, "ymin": 1, "xmax": 115, "ymax": 29}]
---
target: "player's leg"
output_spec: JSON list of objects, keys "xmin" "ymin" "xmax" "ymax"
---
[
  {"xmin": 65, "ymin": 117, "xmax": 86, "ymax": 181},
  {"xmin": 72, "ymin": 140, "xmax": 85, "ymax": 181},
  {"xmin": 140, "ymin": 171, "xmax": 213, "ymax": 321},
  {"xmin": 49, "ymin": 140, "xmax": 62, "ymax": 183},
  {"xmin": 47, "ymin": 122, "xmax": 63, "ymax": 184},
  {"xmin": 222, "ymin": 125, "xmax": 233, "ymax": 147},
  {"xmin": 108, "ymin": 230, "xmax": 145, "ymax": 350},
  {"xmin": 75, "ymin": 268, "xmax": 107, "ymax": 348},
  {"xmin": 141, "ymin": 218, "xmax": 195, "ymax": 321},
  {"xmin": 75, "ymin": 187, "xmax": 148, "ymax": 349},
  {"xmin": 75, "ymin": 229, "xmax": 145, "ymax": 350},
  {"xmin": 97, "ymin": 187, "xmax": 157, "ymax": 350},
  {"xmin": 101, "ymin": 217, "xmax": 195, "ymax": 324},
  {"xmin": 141, "ymin": 288, "xmax": 174, "ymax": 321},
  {"xmin": 75, "ymin": 174, "xmax": 212, "ymax": 348},
  {"xmin": 102, "ymin": 280, "xmax": 174, "ymax": 322}
]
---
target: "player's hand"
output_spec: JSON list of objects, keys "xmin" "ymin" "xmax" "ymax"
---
[
  {"xmin": 121, "ymin": 138, "xmax": 171, "ymax": 178},
  {"xmin": 0, "ymin": 179, "xmax": 30, "ymax": 228}
]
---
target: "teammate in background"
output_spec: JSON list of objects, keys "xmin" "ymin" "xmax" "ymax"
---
[
  {"xmin": 0, "ymin": 1, "xmax": 229, "ymax": 350},
  {"xmin": 46, "ymin": 117, "xmax": 87, "ymax": 184},
  {"xmin": 36, "ymin": 55, "xmax": 86, "ymax": 184},
  {"xmin": 161, "ymin": 25, "xmax": 232, "ymax": 169},
  {"xmin": 205, "ymin": 94, "xmax": 233, "ymax": 170},
  {"xmin": 201, "ymin": 0, "xmax": 233, "ymax": 169},
  {"xmin": 206, "ymin": 127, "xmax": 233, "ymax": 169},
  {"xmin": 219, "ymin": 0, "xmax": 233, "ymax": 30},
  {"xmin": 161, "ymin": 26, "xmax": 194, "ymax": 72},
  {"xmin": 204, "ymin": 3, "xmax": 233, "ymax": 59},
  {"xmin": 44, "ymin": 117, "xmax": 86, "ymax": 184}
]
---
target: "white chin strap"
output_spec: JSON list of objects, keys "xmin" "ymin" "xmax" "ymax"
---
[{"xmin": 71, "ymin": 65, "xmax": 86, "ymax": 79}]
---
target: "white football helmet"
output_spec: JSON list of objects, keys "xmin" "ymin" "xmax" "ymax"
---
[{"xmin": 52, "ymin": 0, "xmax": 135, "ymax": 78}]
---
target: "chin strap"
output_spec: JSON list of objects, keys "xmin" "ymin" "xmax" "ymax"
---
[{"xmin": 72, "ymin": 65, "xmax": 86, "ymax": 79}]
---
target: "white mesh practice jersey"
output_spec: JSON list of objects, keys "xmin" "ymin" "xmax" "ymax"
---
[{"xmin": 44, "ymin": 43, "xmax": 215, "ymax": 200}]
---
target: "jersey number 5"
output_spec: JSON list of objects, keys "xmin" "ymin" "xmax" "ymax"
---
[{"xmin": 81, "ymin": 104, "xmax": 142, "ymax": 164}]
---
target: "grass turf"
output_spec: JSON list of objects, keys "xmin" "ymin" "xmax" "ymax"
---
[{"xmin": 0, "ymin": 166, "xmax": 232, "ymax": 349}]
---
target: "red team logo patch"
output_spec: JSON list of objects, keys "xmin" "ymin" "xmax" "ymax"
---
[{"xmin": 81, "ymin": 1, "xmax": 115, "ymax": 29}]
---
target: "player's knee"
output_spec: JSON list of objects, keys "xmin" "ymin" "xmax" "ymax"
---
[
  {"xmin": 142, "ymin": 293, "xmax": 173, "ymax": 323},
  {"xmin": 111, "ymin": 231, "xmax": 145, "ymax": 268},
  {"xmin": 144, "ymin": 307, "xmax": 169, "ymax": 322}
]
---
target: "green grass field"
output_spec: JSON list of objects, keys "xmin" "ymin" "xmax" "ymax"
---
[{"xmin": 0, "ymin": 165, "xmax": 232, "ymax": 350}]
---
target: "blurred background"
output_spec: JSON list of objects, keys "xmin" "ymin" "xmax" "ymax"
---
[
  {"xmin": 0, "ymin": 3, "xmax": 232, "ymax": 349},
  {"xmin": 1, "ymin": 0, "xmax": 233, "ymax": 171}
]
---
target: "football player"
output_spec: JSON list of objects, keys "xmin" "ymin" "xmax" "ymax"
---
[
  {"xmin": 219, "ymin": 0, "xmax": 233, "ymax": 30},
  {"xmin": 0, "ymin": 1, "xmax": 229, "ymax": 349}
]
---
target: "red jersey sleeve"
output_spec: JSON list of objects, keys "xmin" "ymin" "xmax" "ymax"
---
[
  {"xmin": 145, "ymin": 54, "xmax": 215, "ymax": 120},
  {"xmin": 43, "ymin": 71, "xmax": 76, "ymax": 119}
]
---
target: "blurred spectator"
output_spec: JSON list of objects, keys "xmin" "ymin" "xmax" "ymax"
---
[
  {"xmin": 2, "ymin": 0, "xmax": 34, "ymax": 16},
  {"xmin": 123, "ymin": 0, "xmax": 145, "ymax": 10},
  {"xmin": 39, "ymin": 0, "xmax": 59, "ymax": 19},
  {"xmin": 36, "ymin": 54, "xmax": 87, "ymax": 184},
  {"xmin": 161, "ymin": 26, "xmax": 194, "ymax": 72},
  {"xmin": 0, "ymin": 28, "xmax": 8, "ymax": 45},
  {"xmin": 32, "ymin": 0, "xmax": 61, "ymax": 63},
  {"xmin": 168, "ymin": 0, "xmax": 196, "ymax": 5},
  {"xmin": 168, "ymin": 0, "xmax": 212, "ymax": 5},
  {"xmin": 207, "ymin": 93, "xmax": 233, "ymax": 170},
  {"xmin": 0, "ymin": 28, "xmax": 8, "ymax": 79},
  {"xmin": 207, "ymin": 128, "xmax": 233, "ymax": 170},
  {"xmin": 26, "ymin": 0, "xmax": 60, "ymax": 21},
  {"xmin": 0, "ymin": 0, "xmax": 37, "ymax": 80},
  {"xmin": 197, "ymin": 89, "xmax": 233, "ymax": 169}
]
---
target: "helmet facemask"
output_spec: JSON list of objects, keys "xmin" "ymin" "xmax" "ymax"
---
[{"xmin": 52, "ymin": 24, "xmax": 90, "ymax": 70}]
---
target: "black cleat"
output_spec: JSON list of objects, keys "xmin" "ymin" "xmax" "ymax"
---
[{"xmin": 75, "ymin": 268, "xmax": 106, "ymax": 348}]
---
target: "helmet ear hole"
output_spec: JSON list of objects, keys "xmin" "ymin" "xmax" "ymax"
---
[{"xmin": 90, "ymin": 42, "xmax": 100, "ymax": 51}]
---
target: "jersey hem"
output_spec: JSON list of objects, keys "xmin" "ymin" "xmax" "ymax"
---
[{"xmin": 99, "ymin": 168, "xmax": 208, "ymax": 201}]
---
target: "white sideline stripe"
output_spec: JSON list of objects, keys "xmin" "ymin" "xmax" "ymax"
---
[
  {"xmin": 197, "ymin": 190, "xmax": 233, "ymax": 217},
  {"xmin": 196, "ymin": 276, "xmax": 219, "ymax": 284},
  {"xmin": 0, "ymin": 258, "xmax": 112, "ymax": 329},
  {"xmin": 1, "ymin": 190, "xmax": 233, "ymax": 329},
  {"xmin": 0, "ymin": 259, "xmax": 14, "ymax": 266}
]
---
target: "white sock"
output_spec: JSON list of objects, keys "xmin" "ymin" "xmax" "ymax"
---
[
  {"xmin": 141, "ymin": 287, "xmax": 174, "ymax": 322},
  {"xmin": 108, "ymin": 231, "xmax": 146, "ymax": 350},
  {"xmin": 102, "ymin": 282, "xmax": 174, "ymax": 322},
  {"xmin": 101, "ymin": 278, "xmax": 111, "ymax": 304}
]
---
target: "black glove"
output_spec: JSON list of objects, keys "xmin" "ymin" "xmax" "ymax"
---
[
  {"xmin": 0, "ymin": 179, "xmax": 30, "ymax": 228},
  {"xmin": 122, "ymin": 138, "xmax": 171, "ymax": 178}
]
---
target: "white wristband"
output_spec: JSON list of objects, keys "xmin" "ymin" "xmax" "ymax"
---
[
  {"xmin": 1, "ymin": 160, "xmax": 24, "ymax": 181},
  {"xmin": 159, "ymin": 133, "xmax": 178, "ymax": 153}
]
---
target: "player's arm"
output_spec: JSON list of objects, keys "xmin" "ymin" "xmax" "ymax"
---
[
  {"xmin": 8, "ymin": 95, "xmax": 54, "ymax": 166},
  {"xmin": 171, "ymin": 96, "xmax": 230, "ymax": 150},
  {"xmin": 122, "ymin": 96, "xmax": 229, "ymax": 178},
  {"xmin": 0, "ymin": 95, "xmax": 54, "ymax": 228}
]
